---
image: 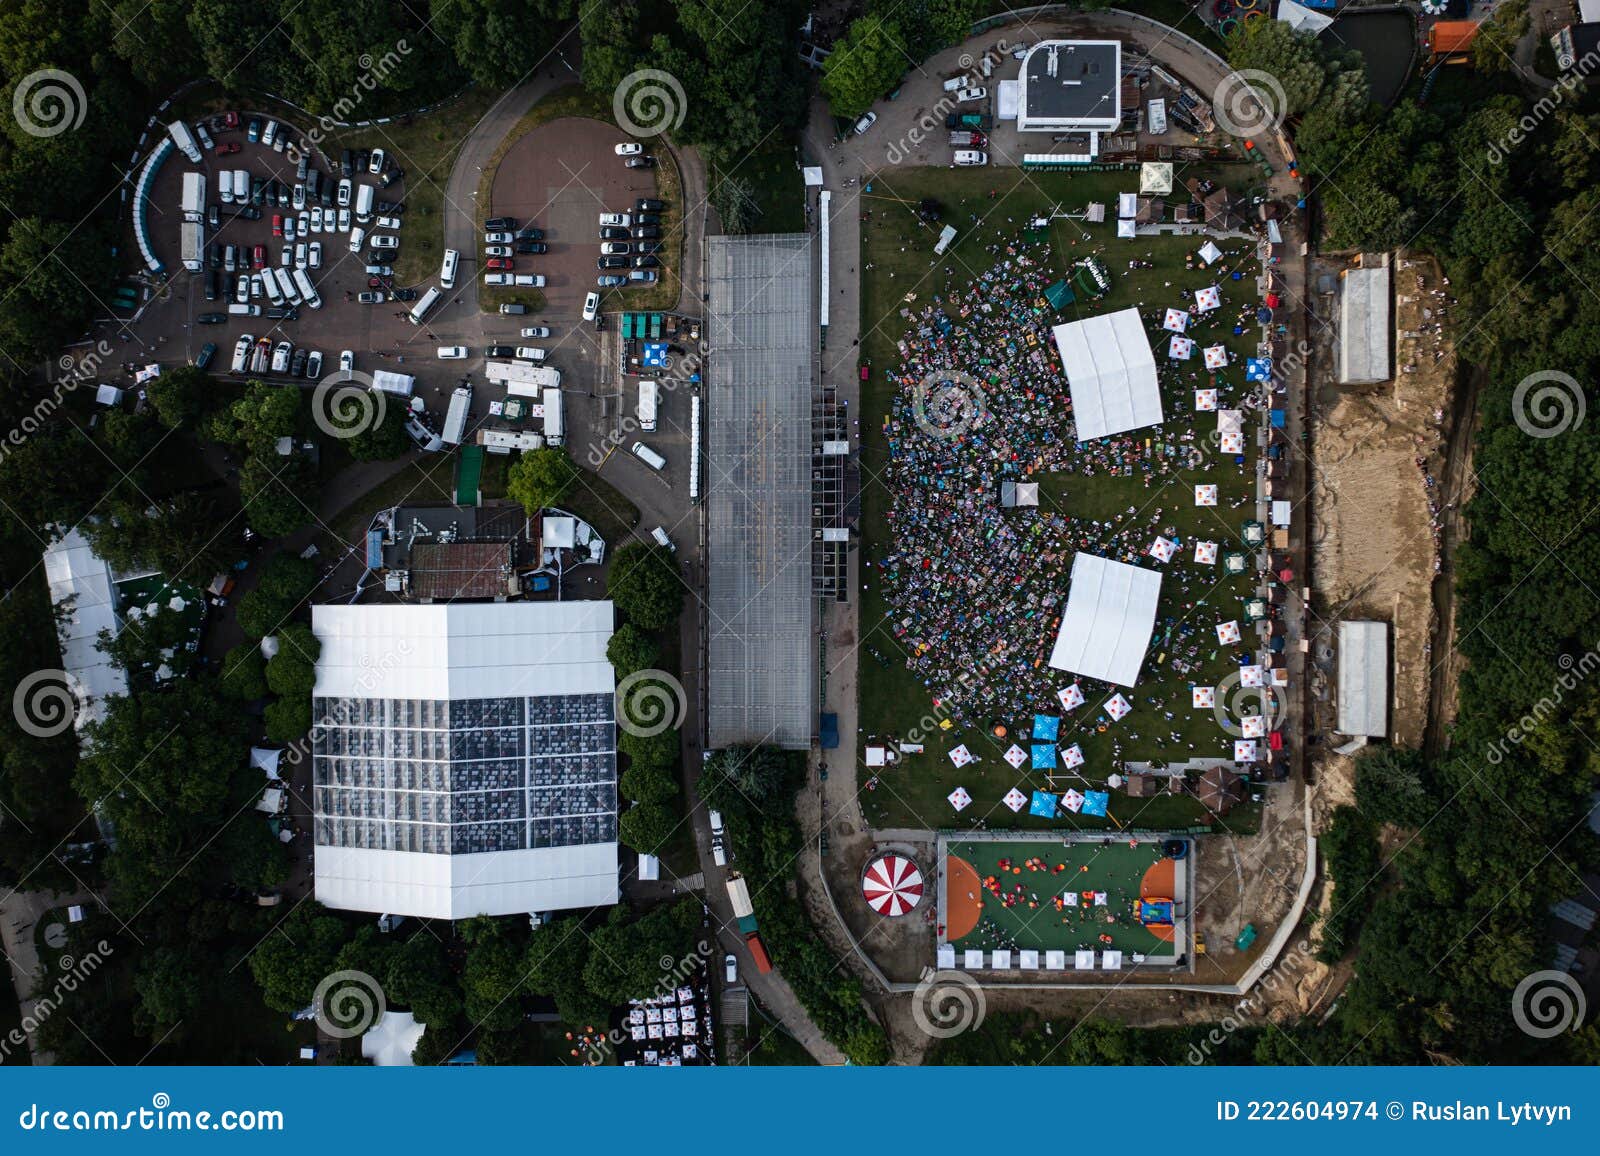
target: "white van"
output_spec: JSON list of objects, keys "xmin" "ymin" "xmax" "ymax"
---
[
  {"xmin": 441, "ymin": 248, "xmax": 459, "ymax": 289},
  {"xmin": 484, "ymin": 273, "xmax": 512, "ymax": 286},
  {"xmin": 354, "ymin": 183, "xmax": 374, "ymax": 223},
  {"xmin": 650, "ymin": 526, "xmax": 674, "ymax": 551},
  {"xmin": 437, "ymin": 345, "xmax": 468, "ymax": 360},
  {"xmin": 348, "ymin": 226, "xmax": 366, "ymax": 253},
  {"xmin": 942, "ymin": 75, "xmax": 969, "ymax": 93},
  {"xmin": 261, "ymin": 120, "xmax": 278, "ymax": 149},
  {"xmin": 708, "ymin": 810, "xmax": 724, "ymax": 835},
  {"xmin": 226, "ymin": 302, "xmax": 261, "ymax": 317},
  {"xmin": 260, "ymin": 270, "xmax": 284, "ymax": 307},
  {"xmin": 631, "ymin": 441, "xmax": 666, "ymax": 471},
  {"xmin": 514, "ymin": 274, "xmax": 545, "ymax": 287},
  {"xmin": 409, "ymin": 286, "xmax": 442, "ymax": 325},
  {"xmin": 292, "ymin": 267, "xmax": 321, "ymax": 309},
  {"xmin": 953, "ymin": 150, "xmax": 988, "ymax": 166},
  {"xmin": 232, "ymin": 170, "xmax": 248, "ymax": 201},
  {"xmin": 274, "ymin": 266, "xmax": 301, "ymax": 306}
]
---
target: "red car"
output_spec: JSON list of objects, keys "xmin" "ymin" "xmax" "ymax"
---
[
  {"xmin": 271, "ymin": 214, "xmax": 283, "ymax": 238},
  {"xmin": 217, "ymin": 141, "xmax": 240, "ymax": 155},
  {"xmin": 485, "ymin": 257, "xmax": 514, "ymax": 271},
  {"xmin": 221, "ymin": 111, "xmax": 239, "ymax": 130},
  {"xmin": 251, "ymin": 245, "xmax": 266, "ymax": 270}
]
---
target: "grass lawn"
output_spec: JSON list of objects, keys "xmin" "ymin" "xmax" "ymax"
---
[
  {"xmin": 853, "ymin": 162, "xmax": 1268, "ymax": 836},
  {"xmin": 716, "ymin": 142, "xmax": 807, "ymax": 234},
  {"xmin": 475, "ymin": 86, "xmax": 684, "ymax": 315}
]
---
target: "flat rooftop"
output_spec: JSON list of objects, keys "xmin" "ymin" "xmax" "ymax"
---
[
  {"xmin": 704, "ymin": 233, "xmax": 817, "ymax": 750},
  {"xmin": 1020, "ymin": 41, "xmax": 1121, "ymax": 128}
]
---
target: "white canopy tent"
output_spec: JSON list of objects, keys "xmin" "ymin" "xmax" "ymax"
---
[
  {"xmin": 1048, "ymin": 553, "xmax": 1163, "ymax": 687},
  {"xmin": 361, "ymin": 1011, "xmax": 425, "ymax": 1067},
  {"xmin": 1051, "ymin": 308, "xmax": 1163, "ymax": 441},
  {"xmin": 1278, "ymin": 0, "xmax": 1334, "ymax": 35}
]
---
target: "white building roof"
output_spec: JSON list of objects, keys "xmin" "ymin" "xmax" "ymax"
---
[
  {"xmin": 41, "ymin": 529, "xmax": 133, "ymax": 728},
  {"xmin": 1052, "ymin": 308, "xmax": 1164, "ymax": 441},
  {"xmin": 312, "ymin": 601, "xmax": 614, "ymax": 701},
  {"xmin": 1048, "ymin": 554, "xmax": 1163, "ymax": 687},
  {"xmin": 1337, "ymin": 265, "xmax": 1391, "ymax": 385},
  {"xmin": 1337, "ymin": 620, "xmax": 1389, "ymax": 738}
]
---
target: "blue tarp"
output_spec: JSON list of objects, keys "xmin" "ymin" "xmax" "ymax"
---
[
  {"xmin": 1270, "ymin": 409, "xmax": 1287, "ymax": 428},
  {"xmin": 1031, "ymin": 744, "xmax": 1057, "ymax": 770},
  {"xmin": 1029, "ymin": 790, "xmax": 1058, "ymax": 818},
  {"xmin": 1082, "ymin": 790, "xmax": 1110, "ymax": 817},
  {"xmin": 820, "ymin": 713, "xmax": 839, "ymax": 749},
  {"xmin": 1032, "ymin": 713, "xmax": 1059, "ymax": 741},
  {"xmin": 1246, "ymin": 357, "xmax": 1271, "ymax": 381}
]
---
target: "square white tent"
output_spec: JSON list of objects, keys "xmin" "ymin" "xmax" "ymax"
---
[
  {"xmin": 1048, "ymin": 553, "xmax": 1163, "ymax": 687},
  {"xmin": 963, "ymin": 949, "xmax": 985, "ymax": 969},
  {"xmin": 1051, "ymin": 308, "xmax": 1163, "ymax": 442},
  {"xmin": 937, "ymin": 944, "xmax": 957, "ymax": 969}
]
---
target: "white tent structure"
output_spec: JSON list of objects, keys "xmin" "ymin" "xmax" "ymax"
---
[
  {"xmin": 1048, "ymin": 553, "xmax": 1163, "ymax": 687},
  {"xmin": 1278, "ymin": 0, "xmax": 1334, "ymax": 35},
  {"xmin": 41, "ymin": 529, "xmax": 146, "ymax": 731},
  {"xmin": 310, "ymin": 601, "xmax": 620, "ymax": 920},
  {"xmin": 1051, "ymin": 308, "xmax": 1163, "ymax": 441},
  {"xmin": 361, "ymin": 1011, "xmax": 425, "ymax": 1067},
  {"xmin": 1338, "ymin": 620, "xmax": 1389, "ymax": 738}
]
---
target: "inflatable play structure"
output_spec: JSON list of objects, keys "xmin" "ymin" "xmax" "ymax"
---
[{"xmin": 1139, "ymin": 897, "xmax": 1176, "ymax": 927}]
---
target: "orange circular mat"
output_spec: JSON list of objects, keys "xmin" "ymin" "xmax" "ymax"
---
[{"xmin": 943, "ymin": 854, "xmax": 983, "ymax": 941}]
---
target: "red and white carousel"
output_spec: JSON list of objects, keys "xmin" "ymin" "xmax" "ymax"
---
[{"xmin": 861, "ymin": 853, "xmax": 924, "ymax": 917}]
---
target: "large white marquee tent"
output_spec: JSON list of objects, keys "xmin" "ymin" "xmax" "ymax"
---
[
  {"xmin": 1047, "ymin": 553, "xmax": 1163, "ymax": 687},
  {"xmin": 1051, "ymin": 308, "xmax": 1164, "ymax": 441}
]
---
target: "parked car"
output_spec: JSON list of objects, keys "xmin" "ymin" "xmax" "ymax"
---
[
  {"xmin": 632, "ymin": 226, "xmax": 661, "ymax": 239},
  {"xmin": 956, "ymin": 86, "xmax": 987, "ymax": 103},
  {"xmin": 292, "ymin": 183, "xmax": 305, "ymax": 211},
  {"xmin": 635, "ymin": 212, "xmax": 661, "ymax": 226},
  {"xmin": 216, "ymin": 141, "xmax": 240, "ymax": 155},
  {"xmin": 515, "ymin": 225, "xmax": 543, "ymax": 240},
  {"xmin": 953, "ymin": 149, "xmax": 988, "ymax": 166},
  {"xmin": 251, "ymin": 244, "xmax": 267, "ymax": 270},
  {"xmin": 247, "ymin": 117, "xmax": 261, "ymax": 142},
  {"xmin": 375, "ymin": 215, "xmax": 402, "ymax": 230},
  {"xmin": 391, "ymin": 288, "xmax": 417, "ymax": 302},
  {"xmin": 614, "ymin": 142, "xmax": 643, "ymax": 155},
  {"xmin": 485, "ymin": 216, "xmax": 517, "ymax": 230},
  {"xmin": 485, "ymin": 245, "xmax": 513, "ymax": 257},
  {"xmin": 207, "ymin": 204, "xmax": 220, "ymax": 229},
  {"xmin": 515, "ymin": 274, "xmax": 545, "ymax": 287},
  {"xmin": 283, "ymin": 217, "xmax": 296, "ymax": 244},
  {"xmin": 520, "ymin": 326, "xmax": 551, "ymax": 338},
  {"xmin": 289, "ymin": 347, "xmax": 308, "ymax": 377},
  {"xmin": 279, "ymin": 245, "xmax": 292, "ymax": 267},
  {"xmin": 337, "ymin": 208, "xmax": 352, "ymax": 232},
  {"xmin": 271, "ymin": 214, "xmax": 283, "ymax": 238},
  {"xmin": 370, "ymin": 234, "xmax": 399, "ymax": 251},
  {"xmin": 270, "ymin": 340, "xmax": 292, "ymax": 374},
  {"xmin": 196, "ymin": 312, "xmax": 226, "ymax": 324},
  {"xmin": 310, "ymin": 206, "xmax": 324, "ymax": 232},
  {"xmin": 596, "ymin": 274, "xmax": 625, "ymax": 287},
  {"xmin": 230, "ymin": 335, "xmax": 252, "ymax": 372},
  {"xmin": 437, "ymin": 346, "xmax": 468, "ymax": 360},
  {"xmin": 599, "ymin": 226, "xmax": 629, "ymax": 241},
  {"xmin": 514, "ymin": 346, "xmax": 546, "ymax": 361},
  {"xmin": 628, "ymin": 269, "xmax": 658, "ymax": 283},
  {"xmin": 854, "ymin": 111, "xmax": 877, "ymax": 135},
  {"xmin": 597, "ymin": 256, "xmax": 628, "ymax": 270},
  {"xmin": 367, "ymin": 148, "xmax": 386, "ymax": 174},
  {"xmin": 625, "ymin": 156, "xmax": 655, "ymax": 169},
  {"xmin": 305, "ymin": 350, "xmax": 323, "ymax": 378},
  {"xmin": 636, "ymin": 198, "xmax": 665, "ymax": 212},
  {"xmin": 294, "ymin": 243, "xmax": 308, "ymax": 269},
  {"xmin": 308, "ymin": 242, "xmax": 322, "ymax": 269},
  {"xmin": 485, "ymin": 257, "xmax": 513, "ymax": 271},
  {"xmin": 724, "ymin": 954, "xmax": 737, "ymax": 983},
  {"xmin": 356, "ymin": 291, "xmax": 384, "ymax": 303},
  {"xmin": 485, "ymin": 345, "xmax": 515, "ymax": 358},
  {"xmin": 600, "ymin": 242, "xmax": 631, "ymax": 256},
  {"xmin": 337, "ymin": 178, "xmax": 352, "ymax": 207},
  {"xmin": 583, "ymin": 291, "xmax": 600, "ymax": 321},
  {"xmin": 633, "ymin": 255, "xmax": 659, "ymax": 268},
  {"xmin": 516, "ymin": 241, "xmax": 548, "ymax": 254},
  {"xmin": 484, "ymin": 273, "xmax": 513, "ymax": 286},
  {"xmin": 599, "ymin": 212, "xmax": 631, "ymax": 227},
  {"xmin": 484, "ymin": 231, "xmax": 513, "ymax": 244}
]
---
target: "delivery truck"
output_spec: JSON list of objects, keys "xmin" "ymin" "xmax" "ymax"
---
[
  {"xmin": 543, "ymin": 386, "xmax": 564, "ymax": 446},
  {"xmin": 167, "ymin": 120, "xmax": 202, "ymax": 163},
  {"xmin": 179, "ymin": 221, "xmax": 205, "ymax": 272},
  {"xmin": 181, "ymin": 172, "xmax": 206, "ymax": 222},
  {"xmin": 486, "ymin": 360, "xmax": 562, "ymax": 393},
  {"xmin": 442, "ymin": 385, "xmax": 472, "ymax": 446}
]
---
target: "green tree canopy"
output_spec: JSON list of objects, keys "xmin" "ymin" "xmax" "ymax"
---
[
  {"xmin": 606, "ymin": 541, "xmax": 683, "ymax": 630},
  {"xmin": 506, "ymin": 446, "xmax": 578, "ymax": 514}
]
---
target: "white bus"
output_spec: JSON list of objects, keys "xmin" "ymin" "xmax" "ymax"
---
[
  {"xmin": 292, "ymin": 267, "xmax": 321, "ymax": 309},
  {"xmin": 260, "ymin": 269, "xmax": 284, "ymax": 307},
  {"xmin": 442, "ymin": 386, "xmax": 472, "ymax": 446},
  {"xmin": 440, "ymin": 248, "xmax": 459, "ymax": 289},
  {"xmin": 638, "ymin": 380, "xmax": 658, "ymax": 432},
  {"xmin": 543, "ymin": 387, "xmax": 564, "ymax": 446},
  {"xmin": 274, "ymin": 266, "xmax": 300, "ymax": 306},
  {"xmin": 408, "ymin": 286, "xmax": 442, "ymax": 325}
]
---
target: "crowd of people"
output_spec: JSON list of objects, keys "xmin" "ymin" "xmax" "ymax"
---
[{"xmin": 870, "ymin": 234, "xmax": 1263, "ymax": 770}]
